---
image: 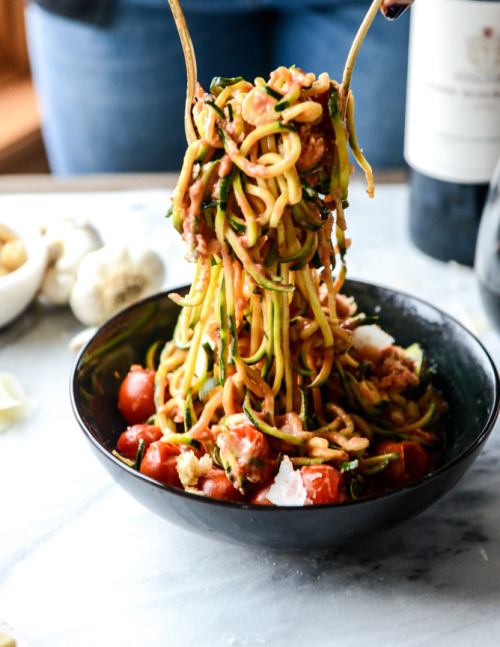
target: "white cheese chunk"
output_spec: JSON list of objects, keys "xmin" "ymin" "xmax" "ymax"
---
[
  {"xmin": 176, "ymin": 450, "xmax": 212, "ymax": 488},
  {"xmin": 352, "ymin": 324, "xmax": 394, "ymax": 352},
  {"xmin": 267, "ymin": 455, "xmax": 311, "ymax": 507}
]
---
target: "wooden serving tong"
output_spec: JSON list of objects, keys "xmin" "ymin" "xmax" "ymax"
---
[{"xmin": 167, "ymin": 0, "xmax": 415, "ymax": 143}]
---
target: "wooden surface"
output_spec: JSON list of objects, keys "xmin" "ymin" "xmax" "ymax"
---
[
  {"xmin": 0, "ymin": 78, "xmax": 45, "ymax": 172},
  {"xmin": 0, "ymin": 0, "xmax": 48, "ymax": 174},
  {"xmin": 0, "ymin": 0, "xmax": 30, "ymax": 72}
]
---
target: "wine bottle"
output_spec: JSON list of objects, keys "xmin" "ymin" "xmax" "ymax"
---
[{"xmin": 404, "ymin": 0, "xmax": 500, "ymax": 266}]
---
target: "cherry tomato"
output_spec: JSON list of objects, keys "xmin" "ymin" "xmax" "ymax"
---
[
  {"xmin": 217, "ymin": 420, "xmax": 275, "ymax": 490},
  {"xmin": 376, "ymin": 440, "xmax": 428, "ymax": 487},
  {"xmin": 116, "ymin": 424, "xmax": 163, "ymax": 459},
  {"xmin": 300, "ymin": 464, "xmax": 344, "ymax": 504},
  {"xmin": 139, "ymin": 441, "xmax": 182, "ymax": 488},
  {"xmin": 250, "ymin": 482, "xmax": 274, "ymax": 505},
  {"xmin": 118, "ymin": 365, "xmax": 156, "ymax": 425},
  {"xmin": 197, "ymin": 469, "xmax": 246, "ymax": 503}
]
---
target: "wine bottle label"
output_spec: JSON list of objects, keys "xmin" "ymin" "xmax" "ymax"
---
[{"xmin": 405, "ymin": 0, "xmax": 500, "ymax": 183}]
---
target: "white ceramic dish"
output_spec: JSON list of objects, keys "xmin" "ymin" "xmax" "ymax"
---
[{"xmin": 0, "ymin": 220, "xmax": 47, "ymax": 328}]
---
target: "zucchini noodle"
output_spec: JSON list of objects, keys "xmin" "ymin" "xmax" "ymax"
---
[{"xmin": 116, "ymin": 66, "xmax": 446, "ymax": 504}]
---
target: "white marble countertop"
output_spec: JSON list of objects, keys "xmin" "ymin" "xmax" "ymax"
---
[{"xmin": 1, "ymin": 178, "xmax": 500, "ymax": 647}]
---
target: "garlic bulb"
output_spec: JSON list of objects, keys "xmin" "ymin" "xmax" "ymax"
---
[
  {"xmin": 40, "ymin": 218, "xmax": 103, "ymax": 306},
  {"xmin": 69, "ymin": 244, "xmax": 165, "ymax": 326}
]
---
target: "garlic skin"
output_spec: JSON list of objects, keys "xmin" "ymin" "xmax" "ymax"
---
[
  {"xmin": 69, "ymin": 244, "xmax": 165, "ymax": 326},
  {"xmin": 40, "ymin": 218, "xmax": 103, "ymax": 305},
  {"xmin": 68, "ymin": 326, "xmax": 98, "ymax": 353}
]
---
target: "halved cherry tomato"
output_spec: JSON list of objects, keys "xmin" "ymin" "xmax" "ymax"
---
[
  {"xmin": 118, "ymin": 365, "xmax": 156, "ymax": 425},
  {"xmin": 250, "ymin": 481, "xmax": 274, "ymax": 505},
  {"xmin": 117, "ymin": 424, "xmax": 163, "ymax": 459},
  {"xmin": 139, "ymin": 441, "xmax": 182, "ymax": 488},
  {"xmin": 300, "ymin": 464, "xmax": 344, "ymax": 504},
  {"xmin": 197, "ymin": 468, "xmax": 246, "ymax": 502},
  {"xmin": 376, "ymin": 440, "xmax": 428, "ymax": 487},
  {"xmin": 217, "ymin": 420, "xmax": 275, "ymax": 491}
]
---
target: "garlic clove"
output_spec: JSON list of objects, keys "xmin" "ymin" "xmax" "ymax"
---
[
  {"xmin": 41, "ymin": 266, "xmax": 77, "ymax": 306},
  {"xmin": 40, "ymin": 218, "xmax": 102, "ymax": 306},
  {"xmin": 46, "ymin": 238, "xmax": 65, "ymax": 265},
  {"xmin": 69, "ymin": 281, "xmax": 107, "ymax": 327},
  {"xmin": 0, "ymin": 371, "xmax": 36, "ymax": 432},
  {"xmin": 68, "ymin": 326, "xmax": 98, "ymax": 353}
]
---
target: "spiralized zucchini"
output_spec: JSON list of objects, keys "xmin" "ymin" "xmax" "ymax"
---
[{"xmin": 120, "ymin": 66, "xmax": 445, "ymax": 503}]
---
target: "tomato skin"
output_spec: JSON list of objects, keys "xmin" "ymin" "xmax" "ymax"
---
[
  {"xmin": 217, "ymin": 420, "xmax": 275, "ymax": 490},
  {"xmin": 117, "ymin": 424, "xmax": 163, "ymax": 459},
  {"xmin": 250, "ymin": 482, "xmax": 274, "ymax": 505},
  {"xmin": 139, "ymin": 441, "xmax": 182, "ymax": 488},
  {"xmin": 118, "ymin": 365, "xmax": 156, "ymax": 426},
  {"xmin": 376, "ymin": 440, "xmax": 429, "ymax": 487},
  {"xmin": 197, "ymin": 469, "xmax": 246, "ymax": 503},
  {"xmin": 376, "ymin": 441, "xmax": 406, "ymax": 486},
  {"xmin": 300, "ymin": 464, "xmax": 344, "ymax": 504}
]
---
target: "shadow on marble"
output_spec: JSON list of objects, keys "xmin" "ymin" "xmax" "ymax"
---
[{"xmin": 258, "ymin": 445, "xmax": 500, "ymax": 601}]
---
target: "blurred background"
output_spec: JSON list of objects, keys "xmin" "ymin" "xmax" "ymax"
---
[{"xmin": 0, "ymin": 0, "xmax": 49, "ymax": 174}]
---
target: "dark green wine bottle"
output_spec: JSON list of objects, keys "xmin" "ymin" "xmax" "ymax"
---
[{"xmin": 404, "ymin": 0, "xmax": 500, "ymax": 266}]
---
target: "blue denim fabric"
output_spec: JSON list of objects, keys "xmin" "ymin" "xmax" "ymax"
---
[{"xmin": 26, "ymin": 0, "xmax": 409, "ymax": 174}]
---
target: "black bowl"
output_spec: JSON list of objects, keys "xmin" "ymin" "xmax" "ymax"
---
[{"xmin": 70, "ymin": 280, "xmax": 500, "ymax": 550}]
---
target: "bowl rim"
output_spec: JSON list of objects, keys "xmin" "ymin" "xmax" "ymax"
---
[{"xmin": 70, "ymin": 279, "xmax": 500, "ymax": 512}]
